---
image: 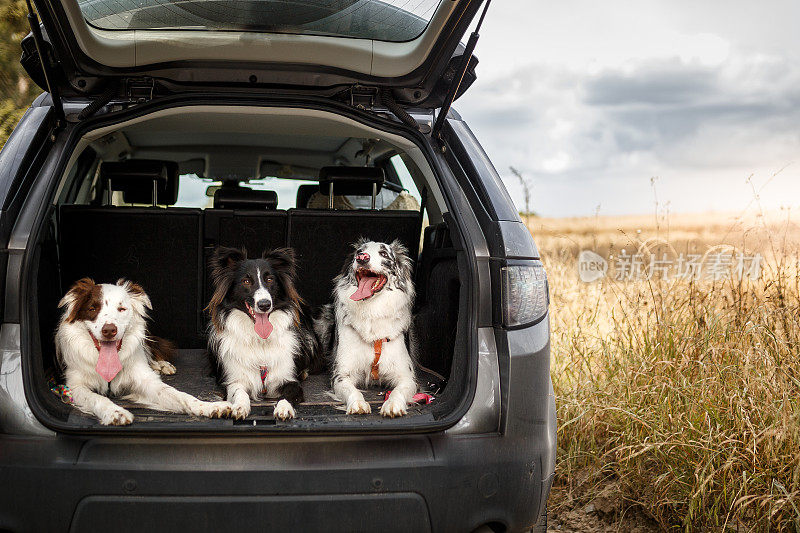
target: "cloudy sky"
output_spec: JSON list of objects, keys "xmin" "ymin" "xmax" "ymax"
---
[{"xmin": 456, "ymin": 1, "xmax": 800, "ymax": 217}]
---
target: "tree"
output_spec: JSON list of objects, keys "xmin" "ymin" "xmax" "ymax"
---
[
  {"xmin": 0, "ymin": 0, "xmax": 40, "ymax": 148},
  {"xmin": 509, "ymin": 166, "xmax": 535, "ymax": 222}
]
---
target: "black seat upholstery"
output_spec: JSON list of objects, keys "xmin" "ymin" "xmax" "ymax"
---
[
  {"xmin": 59, "ymin": 164, "xmax": 421, "ymax": 347},
  {"xmin": 59, "ymin": 206, "xmax": 205, "ymax": 347},
  {"xmin": 60, "ymin": 160, "xmax": 204, "ymax": 346},
  {"xmin": 202, "ymin": 210, "xmax": 288, "ymax": 303},
  {"xmin": 287, "ymin": 209, "xmax": 420, "ymax": 307},
  {"xmin": 287, "ymin": 168, "xmax": 419, "ymax": 306}
]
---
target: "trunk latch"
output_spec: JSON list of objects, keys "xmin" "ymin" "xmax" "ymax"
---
[
  {"xmin": 126, "ymin": 78, "xmax": 155, "ymax": 103},
  {"xmin": 349, "ymin": 85, "xmax": 379, "ymax": 111}
]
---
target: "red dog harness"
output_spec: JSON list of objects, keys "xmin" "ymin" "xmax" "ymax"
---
[
  {"xmin": 371, "ymin": 338, "xmax": 390, "ymax": 380},
  {"xmin": 260, "ymin": 366, "xmax": 269, "ymax": 394}
]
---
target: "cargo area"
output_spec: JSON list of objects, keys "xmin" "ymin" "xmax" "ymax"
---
[{"xmin": 25, "ymin": 105, "xmax": 472, "ymax": 431}]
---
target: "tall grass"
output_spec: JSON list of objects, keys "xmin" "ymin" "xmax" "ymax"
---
[{"xmin": 538, "ymin": 211, "xmax": 800, "ymax": 530}]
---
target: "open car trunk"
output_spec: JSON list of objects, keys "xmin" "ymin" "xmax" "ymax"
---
[{"xmin": 25, "ymin": 102, "xmax": 474, "ymax": 433}]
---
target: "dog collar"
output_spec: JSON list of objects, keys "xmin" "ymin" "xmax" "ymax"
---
[
  {"xmin": 89, "ymin": 333, "xmax": 122, "ymax": 352},
  {"xmin": 371, "ymin": 337, "xmax": 391, "ymax": 381}
]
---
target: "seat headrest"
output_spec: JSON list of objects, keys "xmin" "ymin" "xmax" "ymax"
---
[
  {"xmin": 318, "ymin": 166, "xmax": 385, "ymax": 196},
  {"xmin": 296, "ymin": 184, "xmax": 318, "ymax": 208},
  {"xmin": 214, "ymin": 187, "xmax": 278, "ymax": 210},
  {"xmin": 102, "ymin": 159, "xmax": 179, "ymax": 205}
]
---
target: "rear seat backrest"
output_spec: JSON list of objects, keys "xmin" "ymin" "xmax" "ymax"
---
[
  {"xmin": 60, "ymin": 160, "xmax": 205, "ymax": 346},
  {"xmin": 288, "ymin": 209, "xmax": 420, "ymax": 307},
  {"xmin": 202, "ymin": 209, "xmax": 288, "ymax": 304},
  {"xmin": 203, "ymin": 186, "xmax": 287, "ymax": 303},
  {"xmin": 60, "ymin": 164, "xmax": 420, "ymax": 349},
  {"xmin": 288, "ymin": 167, "xmax": 420, "ymax": 307},
  {"xmin": 59, "ymin": 206, "xmax": 205, "ymax": 347}
]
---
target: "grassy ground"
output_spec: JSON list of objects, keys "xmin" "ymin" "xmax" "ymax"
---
[{"xmin": 534, "ymin": 210, "xmax": 800, "ymax": 531}]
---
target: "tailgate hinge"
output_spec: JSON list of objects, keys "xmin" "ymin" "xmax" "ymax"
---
[
  {"xmin": 349, "ymin": 85, "xmax": 379, "ymax": 111},
  {"xmin": 126, "ymin": 77, "xmax": 155, "ymax": 103}
]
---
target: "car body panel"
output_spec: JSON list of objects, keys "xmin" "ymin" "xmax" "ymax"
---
[
  {"xmin": 0, "ymin": 94, "xmax": 556, "ymax": 530},
  {"xmin": 0, "ymin": 323, "xmax": 53, "ymax": 435}
]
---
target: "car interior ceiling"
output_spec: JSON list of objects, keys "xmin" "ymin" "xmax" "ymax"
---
[{"xmin": 30, "ymin": 107, "xmax": 467, "ymax": 426}]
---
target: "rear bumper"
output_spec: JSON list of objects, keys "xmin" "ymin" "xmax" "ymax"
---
[
  {"xmin": 0, "ymin": 416, "xmax": 554, "ymax": 532},
  {"xmin": 0, "ymin": 316, "xmax": 556, "ymax": 531}
]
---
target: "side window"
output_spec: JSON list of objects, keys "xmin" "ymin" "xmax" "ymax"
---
[
  {"xmin": 246, "ymin": 177, "xmax": 318, "ymax": 210},
  {"xmin": 389, "ymin": 154, "xmax": 422, "ymax": 205},
  {"xmin": 173, "ymin": 174, "xmax": 218, "ymax": 209},
  {"xmin": 58, "ymin": 148, "xmax": 99, "ymax": 205}
]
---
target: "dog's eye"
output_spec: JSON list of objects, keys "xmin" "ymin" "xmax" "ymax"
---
[
  {"xmin": 87, "ymin": 306, "xmax": 97, "ymax": 312},
  {"xmin": 379, "ymin": 250, "xmax": 389, "ymax": 259},
  {"xmin": 118, "ymin": 306, "xmax": 127, "ymax": 312},
  {"xmin": 242, "ymin": 278, "xmax": 251, "ymax": 285},
  {"xmin": 265, "ymin": 276, "xmax": 274, "ymax": 284}
]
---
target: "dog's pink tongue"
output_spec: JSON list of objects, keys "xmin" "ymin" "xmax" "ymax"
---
[
  {"xmin": 253, "ymin": 312, "xmax": 273, "ymax": 339},
  {"xmin": 351, "ymin": 275, "xmax": 378, "ymax": 301},
  {"xmin": 96, "ymin": 341, "xmax": 122, "ymax": 382}
]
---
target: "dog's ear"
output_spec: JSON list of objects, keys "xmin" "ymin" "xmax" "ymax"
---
[
  {"xmin": 390, "ymin": 240, "xmax": 414, "ymax": 280},
  {"xmin": 206, "ymin": 247, "xmax": 245, "ymax": 329},
  {"xmin": 263, "ymin": 248, "xmax": 297, "ymax": 278},
  {"xmin": 59, "ymin": 277, "xmax": 97, "ymax": 323},
  {"xmin": 117, "ymin": 279, "xmax": 153, "ymax": 315},
  {"xmin": 210, "ymin": 247, "xmax": 246, "ymax": 276}
]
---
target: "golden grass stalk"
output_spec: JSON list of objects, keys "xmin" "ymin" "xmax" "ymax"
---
[{"xmin": 541, "ymin": 209, "xmax": 800, "ymax": 530}]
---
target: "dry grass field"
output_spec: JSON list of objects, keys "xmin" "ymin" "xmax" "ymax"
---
[{"xmin": 533, "ymin": 209, "xmax": 800, "ymax": 531}]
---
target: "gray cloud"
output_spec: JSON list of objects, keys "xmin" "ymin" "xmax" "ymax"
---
[
  {"xmin": 455, "ymin": 3, "xmax": 800, "ymax": 217},
  {"xmin": 584, "ymin": 62, "xmax": 718, "ymax": 106}
]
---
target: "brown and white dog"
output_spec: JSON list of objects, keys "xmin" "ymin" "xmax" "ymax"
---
[{"xmin": 55, "ymin": 278, "xmax": 232, "ymax": 425}]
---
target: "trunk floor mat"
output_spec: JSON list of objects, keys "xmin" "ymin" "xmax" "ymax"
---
[{"xmin": 62, "ymin": 349, "xmax": 441, "ymax": 425}]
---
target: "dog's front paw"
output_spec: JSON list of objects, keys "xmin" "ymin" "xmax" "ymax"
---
[
  {"xmin": 273, "ymin": 399, "xmax": 296, "ymax": 421},
  {"xmin": 196, "ymin": 401, "xmax": 232, "ymax": 419},
  {"xmin": 346, "ymin": 394, "xmax": 371, "ymax": 415},
  {"xmin": 150, "ymin": 360, "xmax": 176, "ymax": 375},
  {"xmin": 380, "ymin": 395, "xmax": 408, "ymax": 418},
  {"xmin": 231, "ymin": 403, "xmax": 250, "ymax": 420},
  {"xmin": 100, "ymin": 407, "xmax": 134, "ymax": 426}
]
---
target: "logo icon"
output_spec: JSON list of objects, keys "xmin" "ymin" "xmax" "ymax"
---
[{"xmin": 578, "ymin": 250, "xmax": 607, "ymax": 282}]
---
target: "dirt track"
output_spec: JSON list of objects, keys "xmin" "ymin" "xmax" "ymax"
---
[{"xmin": 547, "ymin": 484, "xmax": 661, "ymax": 533}]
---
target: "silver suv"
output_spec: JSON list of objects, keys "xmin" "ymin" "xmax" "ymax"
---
[{"xmin": 0, "ymin": 1, "xmax": 555, "ymax": 531}]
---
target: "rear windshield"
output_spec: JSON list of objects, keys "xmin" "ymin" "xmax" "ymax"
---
[{"xmin": 77, "ymin": 0, "xmax": 442, "ymax": 42}]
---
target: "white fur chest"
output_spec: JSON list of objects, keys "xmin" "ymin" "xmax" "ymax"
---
[
  {"xmin": 214, "ymin": 309, "xmax": 299, "ymax": 397},
  {"xmin": 335, "ymin": 284, "xmax": 411, "ymax": 342}
]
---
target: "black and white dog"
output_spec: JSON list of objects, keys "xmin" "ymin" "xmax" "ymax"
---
[
  {"xmin": 55, "ymin": 278, "xmax": 232, "ymax": 425},
  {"xmin": 207, "ymin": 247, "xmax": 321, "ymax": 421},
  {"xmin": 316, "ymin": 239, "xmax": 417, "ymax": 417}
]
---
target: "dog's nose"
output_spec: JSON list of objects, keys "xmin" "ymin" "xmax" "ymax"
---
[
  {"xmin": 356, "ymin": 252, "xmax": 370, "ymax": 265},
  {"xmin": 101, "ymin": 323, "xmax": 117, "ymax": 339},
  {"xmin": 256, "ymin": 299, "xmax": 272, "ymax": 313}
]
